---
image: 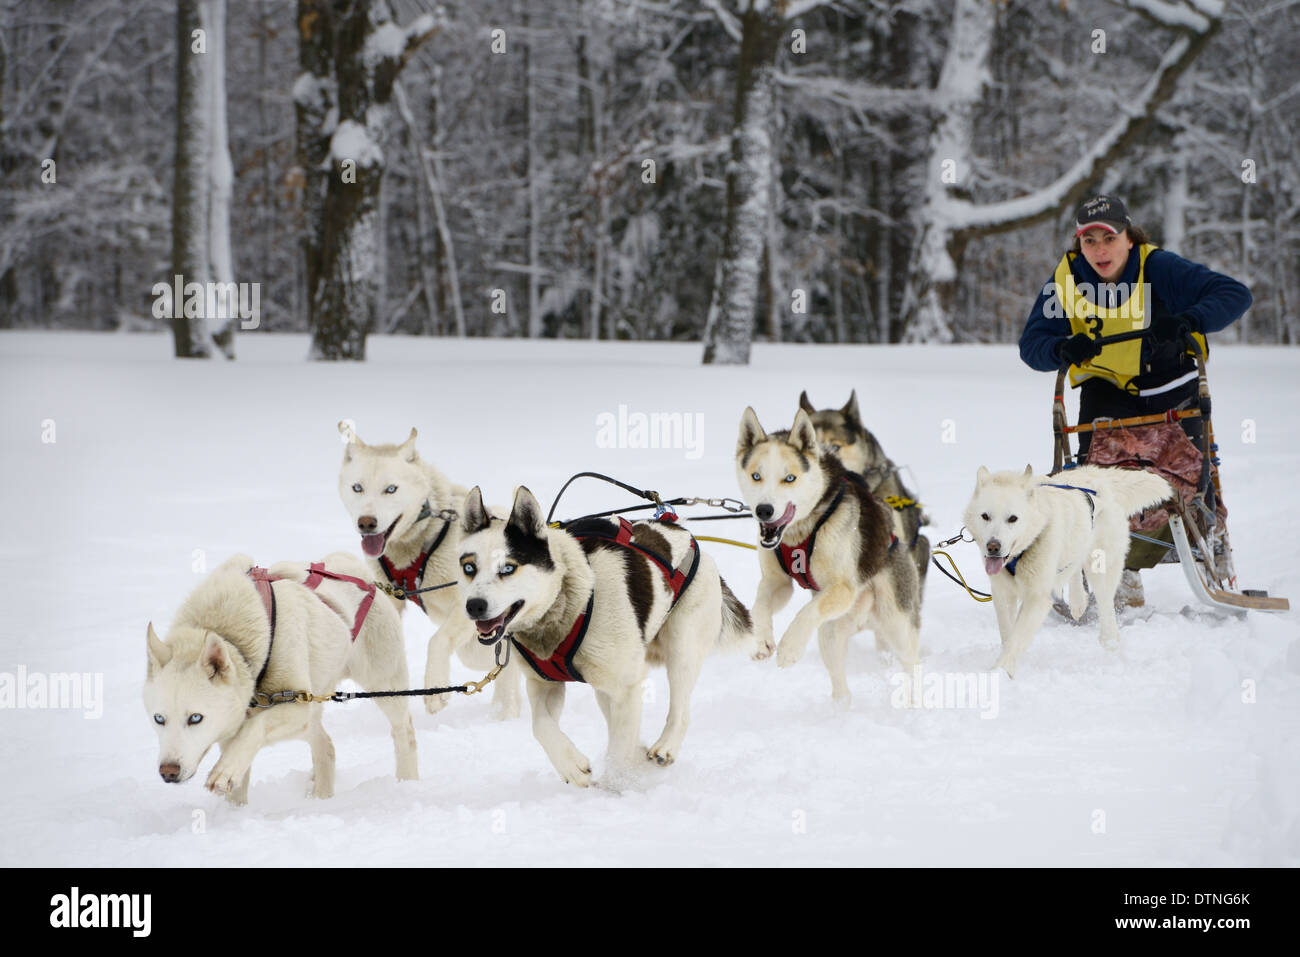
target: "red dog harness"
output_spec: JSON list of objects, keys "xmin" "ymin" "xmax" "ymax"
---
[
  {"xmin": 377, "ymin": 521, "xmax": 450, "ymax": 613},
  {"xmin": 248, "ymin": 562, "xmax": 376, "ymax": 644},
  {"xmin": 511, "ymin": 517, "xmax": 701, "ymax": 683},
  {"xmin": 775, "ymin": 478, "xmax": 896, "ymax": 592}
]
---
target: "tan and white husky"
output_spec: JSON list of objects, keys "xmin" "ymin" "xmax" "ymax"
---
[{"xmin": 736, "ymin": 406, "xmax": 921, "ymax": 706}]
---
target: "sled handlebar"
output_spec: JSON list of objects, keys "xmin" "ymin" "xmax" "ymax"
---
[{"xmin": 1084, "ymin": 327, "xmax": 1204, "ymax": 356}]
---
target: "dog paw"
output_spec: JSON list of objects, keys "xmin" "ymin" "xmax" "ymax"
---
[
  {"xmin": 831, "ymin": 692, "xmax": 853, "ymax": 712},
  {"xmin": 751, "ymin": 634, "xmax": 775, "ymax": 661},
  {"xmin": 776, "ymin": 636, "xmax": 805, "ymax": 669},
  {"xmin": 994, "ymin": 655, "xmax": 1017, "ymax": 680},
  {"xmin": 554, "ymin": 748, "xmax": 593, "ymax": 787},
  {"xmin": 646, "ymin": 742, "xmax": 678, "ymax": 767},
  {"xmin": 423, "ymin": 693, "xmax": 450, "ymax": 716},
  {"xmin": 206, "ymin": 758, "xmax": 245, "ymax": 796}
]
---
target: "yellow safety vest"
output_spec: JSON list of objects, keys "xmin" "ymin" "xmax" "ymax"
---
[{"xmin": 1054, "ymin": 243, "xmax": 1208, "ymax": 391}]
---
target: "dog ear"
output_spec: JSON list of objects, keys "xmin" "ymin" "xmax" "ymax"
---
[
  {"xmin": 976, "ymin": 465, "xmax": 991, "ymax": 486},
  {"xmin": 400, "ymin": 428, "xmax": 419, "ymax": 463},
  {"xmin": 508, "ymin": 486, "xmax": 547, "ymax": 539},
  {"xmin": 737, "ymin": 406, "xmax": 766, "ymax": 454},
  {"xmin": 790, "ymin": 408, "xmax": 818, "ymax": 457},
  {"xmin": 841, "ymin": 389, "xmax": 861, "ymax": 425},
  {"xmin": 1024, "ymin": 463, "xmax": 1034, "ymax": 476},
  {"xmin": 798, "ymin": 391, "xmax": 815, "ymax": 414},
  {"xmin": 338, "ymin": 420, "xmax": 364, "ymax": 462},
  {"xmin": 201, "ymin": 633, "xmax": 233, "ymax": 682},
  {"xmin": 146, "ymin": 622, "xmax": 171, "ymax": 677},
  {"xmin": 462, "ymin": 486, "xmax": 490, "ymax": 535}
]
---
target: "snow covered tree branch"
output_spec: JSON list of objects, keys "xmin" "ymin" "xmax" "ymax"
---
[{"xmin": 902, "ymin": 0, "xmax": 1222, "ymax": 343}]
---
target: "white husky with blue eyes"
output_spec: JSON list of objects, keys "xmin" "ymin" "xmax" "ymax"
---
[
  {"xmin": 336, "ymin": 423, "xmax": 520, "ymax": 719},
  {"xmin": 143, "ymin": 552, "xmax": 417, "ymax": 805},
  {"xmin": 962, "ymin": 464, "xmax": 1172, "ymax": 677}
]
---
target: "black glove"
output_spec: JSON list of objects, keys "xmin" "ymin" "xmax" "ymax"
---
[
  {"xmin": 1148, "ymin": 313, "xmax": 1199, "ymax": 344},
  {"xmin": 1055, "ymin": 333, "xmax": 1103, "ymax": 366}
]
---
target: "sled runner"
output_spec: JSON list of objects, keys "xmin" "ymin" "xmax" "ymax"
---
[{"xmin": 1049, "ymin": 328, "xmax": 1288, "ymax": 614}]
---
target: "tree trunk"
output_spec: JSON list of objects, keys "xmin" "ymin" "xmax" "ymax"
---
[
  {"xmin": 204, "ymin": 0, "xmax": 236, "ymax": 357},
  {"xmin": 172, "ymin": 0, "xmax": 212, "ymax": 358},
  {"xmin": 523, "ymin": 2, "xmax": 541, "ymax": 338},
  {"xmin": 702, "ymin": 6, "xmax": 780, "ymax": 365},
  {"xmin": 297, "ymin": 0, "xmax": 439, "ymax": 360}
]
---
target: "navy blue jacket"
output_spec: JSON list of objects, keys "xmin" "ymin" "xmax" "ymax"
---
[{"xmin": 1019, "ymin": 247, "xmax": 1252, "ymax": 387}]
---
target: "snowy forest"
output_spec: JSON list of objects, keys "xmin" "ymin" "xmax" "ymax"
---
[{"xmin": 1, "ymin": 0, "xmax": 1296, "ymax": 360}]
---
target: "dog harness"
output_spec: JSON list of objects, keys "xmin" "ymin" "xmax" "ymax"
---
[
  {"xmin": 246, "ymin": 563, "xmax": 377, "ymax": 686},
  {"xmin": 377, "ymin": 516, "xmax": 450, "ymax": 612},
  {"xmin": 1003, "ymin": 484, "xmax": 1097, "ymax": 577},
  {"xmin": 775, "ymin": 477, "xmax": 897, "ymax": 591},
  {"xmin": 510, "ymin": 517, "xmax": 702, "ymax": 683}
]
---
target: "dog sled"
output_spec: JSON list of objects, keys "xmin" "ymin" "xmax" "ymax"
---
[{"xmin": 1049, "ymin": 329, "xmax": 1288, "ymax": 614}]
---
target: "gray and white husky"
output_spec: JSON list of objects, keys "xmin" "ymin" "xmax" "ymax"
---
[
  {"xmin": 337, "ymin": 423, "xmax": 520, "ymax": 718},
  {"xmin": 963, "ymin": 464, "xmax": 1172, "ymax": 677},
  {"xmin": 736, "ymin": 406, "xmax": 922, "ymax": 707},
  {"xmin": 143, "ymin": 552, "xmax": 417, "ymax": 804},
  {"xmin": 455, "ymin": 485, "xmax": 765, "ymax": 786}
]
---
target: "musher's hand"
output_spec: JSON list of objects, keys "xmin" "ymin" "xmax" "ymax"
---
[
  {"xmin": 1055, "ymin": 333, "xmax": 1103, "ymax": 366},
  {"xmin": 1147, "ymin": 313, "xmax": 1199, "ymax": 344}
]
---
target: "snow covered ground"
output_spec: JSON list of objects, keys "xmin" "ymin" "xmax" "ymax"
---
[{"xmin": 1, "ymin": 330, "xmax": 1297, "ymax": 867}]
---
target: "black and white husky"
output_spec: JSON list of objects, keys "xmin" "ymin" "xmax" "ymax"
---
[{"xmin": 455, "ymin": 486, "xmax": 765, "ymax": 786}]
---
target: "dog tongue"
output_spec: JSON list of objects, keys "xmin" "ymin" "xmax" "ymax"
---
[
  {"xmin": 984, "ymin": 556, "xmax": 1005, "ymax": 576},
  {"xmin": 476, "ymin": 614, "xmax": 505, "ymax": 637},
  {"xmin": 361, "ymin": 533, "xmax": 386, "ymax": 557}
]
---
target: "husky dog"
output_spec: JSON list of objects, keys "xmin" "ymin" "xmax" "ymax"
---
[
  {"xmin": 962, "ymin": 465, "xmax": 1173, "ymax": 677},
  {"xmin": 144, "ymin": 552, "xmax": 418, "ymax": 804},
  {"xmin": 798, "ymin": 390, "xmax": 931, "ymax": 584},
  {"xmin": 456, "ymin": 485, "xmax": 763, "ymax": 786},
  {"xmin": 337, "ymin": 424, "xmax": 520, "ymax": 719},
  {"xmin": 736, "ymin": 407, "xmax": 921, "ymax": 706}
]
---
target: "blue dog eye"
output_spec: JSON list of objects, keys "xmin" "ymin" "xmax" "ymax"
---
[
  {"xmin": 384, "ymin": 485, "xmax": 397, "ymax": 494},
  {"xmin": 352, "ymin": 483, "xmax": 362, "ymax": 493},
  {"xmin": 153, "ymin": 714, "xmax": 165, "ymax": 725},
  {"xmin": 500, "ymin": 563, "xmax": 516, "ymax": 576},
  {"xmin": 463, "ymin": 562, "xmax": 476, "ymax": 576},
  {"xmin": 187, "ymin": 713, "xmax": 203, "ymax": 725}
]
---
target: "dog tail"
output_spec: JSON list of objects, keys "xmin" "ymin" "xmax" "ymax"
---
[
  {"xmin": 716, "ymin": 577, "xmax": 755, "ymax": 653},
  {"xmin": 1103, "ymin": 467, "xmax": 1175, "ymax": 516}
]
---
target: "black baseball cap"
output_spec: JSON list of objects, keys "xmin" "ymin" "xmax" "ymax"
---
[{"xmin": 1074, "ymin": 195, "xmax": 1131, "ymax": 236}]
